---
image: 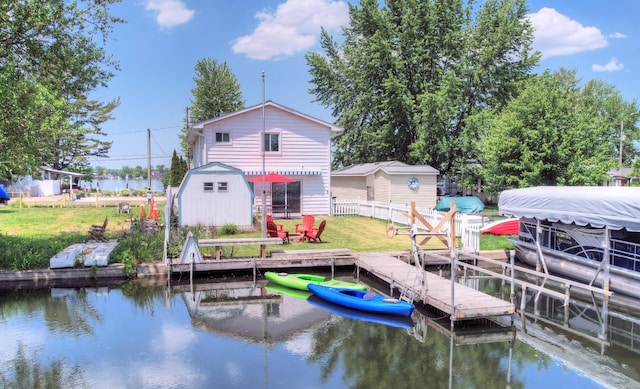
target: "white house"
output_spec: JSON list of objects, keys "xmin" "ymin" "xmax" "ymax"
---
[
  {"xmin": 331, "ymin": 161, "xmax": 440, "ymax": 209},
  {"xmin": 176, "ymin": 162, "xmax": 254, "ymax": 227},
  {"xmin": 186, "ymin": 101, "xmax": 342, "ymax": 217}
]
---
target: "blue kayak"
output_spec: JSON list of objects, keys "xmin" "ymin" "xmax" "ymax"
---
[
  {"xmin": 307, "ymin": 284, "xmax": 415, "ymax": 317},
  {"xmin": 307, "ymin": 295, "xmax": 414, "ymax": 329}
]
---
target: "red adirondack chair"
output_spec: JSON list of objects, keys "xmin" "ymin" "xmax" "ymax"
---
[
  {"xmin": 304, "ymin": 219, "xmax": 326, "ymax": 243},
  {"xmin": 295, "ymin": 214, "xmax": 315, "ymax": 234},
  {"xmin": 266, "ymin": 215, "xmax": 283, "ymax": 231},
  {"xmin": 267, "ymin": 221, "xmax": 289, "ymax": 243}
]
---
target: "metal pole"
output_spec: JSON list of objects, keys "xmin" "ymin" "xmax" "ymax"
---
[
  {"xmin": 261, "ymin": 72, "xmax": 267, "ymax": 238},
  {"xmin": 147, "ymin": 128, "xmax": 152, "ymax": 209}
]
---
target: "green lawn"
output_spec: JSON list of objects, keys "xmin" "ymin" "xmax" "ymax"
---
[{"xmin": 0, "ymin": 204, "xmax": 513, "ymax": 271}]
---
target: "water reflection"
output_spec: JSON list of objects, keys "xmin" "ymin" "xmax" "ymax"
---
[{"xmin": 1, "ymin": 276, "xmax": 636, "ymax": 388}]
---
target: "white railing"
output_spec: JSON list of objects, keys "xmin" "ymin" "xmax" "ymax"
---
[{"xmin": 331, "ymin": 198, "xmax": 481, "ymax": 252}]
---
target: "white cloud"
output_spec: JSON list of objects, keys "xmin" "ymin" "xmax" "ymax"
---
[
  {"xmin": 592, "ymin": 58, "xmax": 624, "ymax": 72},
  {"xmin": 609, "ymin": 32, "xmax": 627, "ymax": 39},
  {"xmin": 145, "ymin": 0, "xmax": 195, "ymax": 29},
  {"xmin": 232, "ymin": 0, "xmax": 350, "ymax": 60},
  {"xmin": 526, "ymin": 8, "xmax": 607, "ymax": 58}
]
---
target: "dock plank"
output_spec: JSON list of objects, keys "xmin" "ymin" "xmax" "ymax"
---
[{"xmin": 355, "ymin": 252, "xmax": 514, "ymax": 321}]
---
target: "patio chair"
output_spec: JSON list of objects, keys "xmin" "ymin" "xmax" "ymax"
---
[
  {"xmin": 304, "ymin": 219, "xmax": 326, "ymax": 243},
  {"xmin": 267, "ymin": 221, "xmax": 289, "ymax": 243},
  {"xmin": 87, "ymin": 217, "xmax": 108, "ymax": 242},
  {"xmin": 295, "ymin": 214, "xmax": 315, "ymax": 234},
  {"xmin": 266, "ymin": 215, "xmax": 284, "ymax": 231}
]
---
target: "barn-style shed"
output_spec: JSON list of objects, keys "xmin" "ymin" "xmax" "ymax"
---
[{"xmin": 176, "ymin": 162, "xmax": 254, "ymax": 228}]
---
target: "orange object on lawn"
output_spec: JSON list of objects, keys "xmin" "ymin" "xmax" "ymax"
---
[{"xmin": 140, "ymin": 205, "xmax": 145, "ymax": 217}]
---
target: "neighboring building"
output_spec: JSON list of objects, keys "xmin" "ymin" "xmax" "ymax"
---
[
  {"xmin": 606, "ymin": 167, "xmax": 636, "ymax": 186},
  {"xmin": 186, "ymin": 101, "xmax": 342, "ymax": 217},
  {"xmin": 331, "ymin": 161, "xmax": 440, "ymax": 209},
  {"xmin": 176, "ymin": 162, "xmax": 254, "ymax": 228}
]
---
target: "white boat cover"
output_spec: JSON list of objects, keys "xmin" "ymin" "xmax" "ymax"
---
[{"xmin": 498, "ymin": 186, "xmax": 640, "ymax": 231}]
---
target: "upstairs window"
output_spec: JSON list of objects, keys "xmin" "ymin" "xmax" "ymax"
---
[
  {"xmin": 215, "ymin": 132, "xmax": 230, "ymax": 144},
  {"xmin": 263, "ymin": 133, "xmax": 279, "ymax": 152},
  {"xmin": 203, "ymin": 182, "xmax": 214, "ymax": 192},
  {"xmin": 217, "ymin": 182, "xmax": 228, "ymax": 192}
]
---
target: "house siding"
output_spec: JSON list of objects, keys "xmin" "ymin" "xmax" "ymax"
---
[
  {"xmin": 330, "ymin": 176, "xmax": 367, "ymax": 199},
  {"xmin": 331, "ymin": 172, "xmax": 438, "ymax": 209},
  {"xmin": 192, "ymin": 103, "xmax": 335, "ymax": 216}
]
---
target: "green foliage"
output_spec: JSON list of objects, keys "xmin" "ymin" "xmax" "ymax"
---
[
  {"xmin": 0, "ymin": 233, "xmax": 84, "ymax": 270},
  {"xmin": 219, "ymin": 224, "xmax": 238, "ymax": 235},
  {"xmin": 169, "ymin": 150, "xmax": 188, "ymax": 187},
  {"xmin": 0, "ymin": 0, "xmax": 124, "ymax": 178},
  {"xmin": 306, "ymin": 0, "xmax": 538, "ymax": 175},
  {"xmin": 480, "ymin": 69, "xmax": 640, "ymax": 192},
  {"xmin": 119, "ymin": 189, "xmax": 132, "ymax": 197},
  {"xmin": 109, "ymin": 230, "xmax": 165, "ymax": 277},
  {"xmin": 189, "ymin": 58, "xmax": 245, "ymax": 123}
]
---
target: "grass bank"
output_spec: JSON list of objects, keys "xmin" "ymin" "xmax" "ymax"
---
[{"xmin": 0, "ymin": 202, "xmax": 513, "ymax": 272}]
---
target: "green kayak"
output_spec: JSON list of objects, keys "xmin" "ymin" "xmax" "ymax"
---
[{"xmin": 264, "ymin": 271, "xmax": 368, "ymax": 291}]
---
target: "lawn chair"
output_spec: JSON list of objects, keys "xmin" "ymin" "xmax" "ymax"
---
[
  {"xmin": 266, "ymin": 215, "xmax": 284, "ymax": 231},
  {"xmin": 87, "ymin": 217, "xmax": 108, "ymax": 242},
  {"xmin": 295, "ymin": 214, "xmax": 315, "ymax": 234},
  {"xmin": 267, "ymin": 221, "xmax": 289, "ymax": 243},
  {"xmin": 304, "ymin": 219, "xmax": 326, "ymax": 243}
]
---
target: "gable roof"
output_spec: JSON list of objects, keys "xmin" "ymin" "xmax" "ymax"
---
[
  {"xmin": 332, "ymin": 161, "xmax": 439, "ymax": 177},
  {"xmin": 190, "ymin": 100, "xmax": 342, "ymax": 134}
]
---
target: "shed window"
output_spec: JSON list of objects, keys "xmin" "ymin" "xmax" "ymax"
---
[
  {"xmin": 203, "ymin": 182, "xmax": 214, "ymax": 191},
  {"xmin": 215, "ymin": 132, "xmax": 230, "ymax": 143},
  {"xmin": 217, "ymin": 182, "xmax": 228, "ymax": 192}
]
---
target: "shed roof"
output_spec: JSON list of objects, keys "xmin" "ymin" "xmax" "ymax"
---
[{"xmin": 332, "ymin": 161, "xmax": 438, "ymax": 177}]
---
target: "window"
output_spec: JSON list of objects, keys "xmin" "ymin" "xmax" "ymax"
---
[
  {"xmin": 203, "ymin": 182, "xmax": 214, "ymax": 191},
  {"xmin": 215, "ymin": 132, "xmax": 230, "ymax": 143},
  {"xmin": 263, "ymin": 133, "xmax": 279, "ymax": 152},
  {"xmin": 217, "ymin": 182, "xmax": 228, "ymax": 192}
]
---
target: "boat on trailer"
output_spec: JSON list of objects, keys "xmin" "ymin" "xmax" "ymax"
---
[{"xmin": 498, "ymin": 186, "xmax": 640, "ymax": 299}]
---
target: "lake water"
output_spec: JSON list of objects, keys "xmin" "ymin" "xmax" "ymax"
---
[
  {"xmin": 82, "ymin": 179, "xmax": 165, "ymax": 193},
  {"xmin": 1, "ymin": 274, "xmax": 638, "ymax": 389}
]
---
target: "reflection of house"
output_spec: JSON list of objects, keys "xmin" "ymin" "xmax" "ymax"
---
[
  {"xmin": 186, "ymin": 101, "xmax": 342, "ymax": 217},
  {"xmin": 331, "ymin": 161, "xmax": 439, "ymax": 209},
  {"xmin": 176, "ymin": 162, "xmax": 253, "ymax": 227}
]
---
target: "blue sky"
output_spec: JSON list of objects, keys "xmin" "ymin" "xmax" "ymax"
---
[{"xmin": 90, "ymin": 0, "xmax": 640, "ymax": 169}]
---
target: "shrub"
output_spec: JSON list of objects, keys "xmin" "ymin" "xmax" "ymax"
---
[
  {"xmin": 219, "ymin": 223, "xmax": 238, "ymax": 235},
  {"xmin": 119, "ymin": 188, "xmax": 132, "ymax": 197}
]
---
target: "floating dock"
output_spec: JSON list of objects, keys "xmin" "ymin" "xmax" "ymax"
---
[{"xmin": 354, "ymin": 252, "xmax": 515, "ymax": 323}]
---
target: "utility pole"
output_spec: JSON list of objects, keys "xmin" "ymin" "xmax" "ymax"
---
[
  {"xmin": 261, "ymin": 71, "xmax": 267, "ymax": 238},
  {"xmin": 619, "ymin": 121, "xmax": 624, "ymax": 171},
  {"xmin": 186, "ymin": 107, "xmax": 190, "ymax": 169},
  {"xmin": 147, "ymin": 128, "xmax": 152, "ymax": 208}
]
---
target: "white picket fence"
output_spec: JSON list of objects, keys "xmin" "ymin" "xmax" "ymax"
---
[{"xmin": 331, "ymin": 198, "xmax": 481, "ymax": 252}]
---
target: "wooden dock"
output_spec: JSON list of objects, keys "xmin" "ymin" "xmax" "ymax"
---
[{"xmin": 355, "ymin": 252, "xmax": 515, "ymax": 322}]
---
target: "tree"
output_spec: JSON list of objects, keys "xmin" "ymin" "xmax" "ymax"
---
[
  {"xmin": 180, "ymin": 58, "xmax": 245, "ymax": 157},
  {"xmin": 306, "ymin": 0, "xmax": 538, "ymax": 173},
  {"xmin": 480, "ymin": 69, "xmax": 640, "ymax": 192},
  {"xmin": 0, "ymin": 0, "xmax": 123, "ymax": 178},
  {"xmin": 169, "ymin": 150, "xmax": 187, "ymax": 187},
  {"xmin": 189, "ymin": 58, "xmax": 245, "ymax": 123}
]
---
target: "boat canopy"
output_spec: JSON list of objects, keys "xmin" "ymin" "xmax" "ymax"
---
[
  {"xmin": 498, "ymin": 186, "xmax": 640, "ymax": 231},
  {"xmin": 434, "ymin": 196, "xmax": 484, "ymax": 214}
]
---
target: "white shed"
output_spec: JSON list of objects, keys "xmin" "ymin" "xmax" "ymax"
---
[{"xmin": 176, "ymin": 162, "xmax": 254, "ymax": 228}]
